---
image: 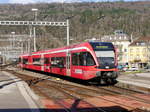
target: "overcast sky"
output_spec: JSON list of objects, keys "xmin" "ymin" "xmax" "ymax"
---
[{"xmin": 0, "ymin": 0, "xmax": 148, "ymax": 4}]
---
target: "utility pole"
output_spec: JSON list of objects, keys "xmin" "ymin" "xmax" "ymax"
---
[
  {"xmin": 66, "ymin": 15, "xmax": 75, "ymax": 46},
  {"xmin": 32, "ymin": 8, "xmax": 38, "ymax": 52},
  {"xmin": 28, "ymin": 26, "xmax": 32, "ymax": 53},
  {"xmin": 11, "ymin": 32, "xmax": 15, "ymax": 48},
  {"xmin": 33, "ymin": 27, "xmax": 36, "ymax": 51},
  {"xmin": 66, "ymin": 19, "xmax": 69, "ymax": 46}
]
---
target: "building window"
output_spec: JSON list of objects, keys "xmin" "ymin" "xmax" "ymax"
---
[
  {"xmin": 136, "ymin": 43, "xmax": 140, "ymax": 45},
  {"xmin": 136, "ymin": 55, "xmax": 139, "ymax": 59},
  {"xmin": 141, "ymin": 42, "xmax": 145, "ymax": 46},
  {"xmin": 124, "ymin": 49, "xmax": 127, "ymax": 52},
  {"xmin": 119, "ymin": 48, "xmax": 122, "ymax": 52},
  {"xmin": 143, "ymin": 48, "xmax": 146, "ymax": 52},
  {"xmin": 136, "ymin": 48, "xmax": 139, "ymax": 52},
  {"xmin": 130, "ymin": 48, "xmax": 133, "ymax": 52},
  {"xmin": 130, "ymin": 54, "xmax": 133, "ymax": 59}
]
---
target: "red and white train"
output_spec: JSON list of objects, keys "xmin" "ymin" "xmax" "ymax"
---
[{"xmin": 19, "ymin": 41, "xmax": 118, "ymax": 84}]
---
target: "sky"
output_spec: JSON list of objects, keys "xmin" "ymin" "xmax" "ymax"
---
[{"xmin": 0, "ymin": 0, "xmax": 148, "ymax": 4}]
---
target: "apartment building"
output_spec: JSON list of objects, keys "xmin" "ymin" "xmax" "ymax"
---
[{"xmin": 128, "ymin": 37, "xmax": 150, "ymax": 68}]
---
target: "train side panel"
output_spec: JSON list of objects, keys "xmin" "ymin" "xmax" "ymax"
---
[
  {"xmin": 19, "ymin": 41, "xmax": 118, "ymax": 84},
  {"xmin": 48, "ymin": 52, "xmax": 67, "ymax": 76},
  {"xmin": 29, "ymin": 55, "xmax": 42, "ymax": 71}
]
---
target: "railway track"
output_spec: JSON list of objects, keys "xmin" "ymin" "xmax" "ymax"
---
[
  {"xmin": 3, "ymin": 68, "xmax": 150, "ymax": 112},
  {"xmin": 5, "ymin": 70, "xmax": 109, "ymax": 112},
  {"xmin": 100, "ymin": 86, "xmax": 150, "ymax": 103},
  {"xmin": 35, "ymin": 83, "xmax": 107, "ymax": 112},
  {"xmin": 39, "ymin": 79, "xmax": 150, "ymax": 112}
]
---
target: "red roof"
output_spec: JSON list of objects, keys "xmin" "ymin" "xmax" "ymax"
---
[{"xmin": 129, "ymin": 36, "xmax": 150, "ymax": 46}]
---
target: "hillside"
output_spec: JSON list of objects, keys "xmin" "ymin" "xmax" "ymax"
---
[{"xmin": 0, "ymin": 1, "xmax": 150, "ymax": 50}]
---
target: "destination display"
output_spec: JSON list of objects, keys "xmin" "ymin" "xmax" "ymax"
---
[
  {"xmin": 95, "ymin": 46, "xmax": 109, "ymax": 49},
  {"xmin": 89, "ymin": 42, "xmax": 114, "ymax": 50}
]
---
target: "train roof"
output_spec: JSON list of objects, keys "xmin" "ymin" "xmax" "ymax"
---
[{"xmin": 20, "ymin": 41, "xmax": 113, "ymax": 57}]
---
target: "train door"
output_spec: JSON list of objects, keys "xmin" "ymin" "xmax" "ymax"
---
[
  {"xmin": 27, "ymin": 56, "xmax": 32, "ymax": 69},
  {"xmin": 66, "ymin": 51, "xmax": 71, "ymax": 76},
  {"xmin": 41, "ymin": 54, "xmax": 44, "ymax": 71},
  {"xmin": 71, "ymin": 52, "xmax": 96, "ymax": 79},
  {"xmin": 19, "ymin": 56, "xmax": 23, "ymax": 68},
  {"xmin": 71, "ymin": 52, "xmax": 85, "ymax": 79},
  {"xmin": 44, "ymin": 57, "xmax": 50, "ymax": 72}
]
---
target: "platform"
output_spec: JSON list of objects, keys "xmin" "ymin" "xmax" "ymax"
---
[
  {"xmin": 117, "ymin": 72, "xmax": 150, "ymax": 93},
  {"xmin": 0, "ymin": 71, "xmax": 40, "ymax": 112}
]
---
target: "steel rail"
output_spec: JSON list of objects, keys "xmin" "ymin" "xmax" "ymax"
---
[{"xmin": 4, "ymin": 69, "xmax": 150, "ymax": 111}]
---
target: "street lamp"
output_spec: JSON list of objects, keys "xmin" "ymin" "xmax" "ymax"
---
[{"xmin": 31, "ymin": 8, "xmax": 38, "ymax": 52}]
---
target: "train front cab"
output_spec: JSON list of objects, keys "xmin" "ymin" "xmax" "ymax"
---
[
  {"xmin": 69, "ymin": 42, "xmax": 118, "ymax": 84},
  {"xmin": 90, "ymin": 42, "xmax": 118, "ymax": 84}
]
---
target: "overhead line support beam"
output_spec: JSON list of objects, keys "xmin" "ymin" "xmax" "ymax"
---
[{"xmin": 0, "ymin": 21, "xmax": 67, "ymax": 26}]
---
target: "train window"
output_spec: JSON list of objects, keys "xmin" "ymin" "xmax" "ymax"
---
[
  {"xmin": 44, "ymin": 58, "xmax": 49, "ymax": 64},
  {"xmin": 72, "ymin": 52, "xmax": 95, "ymax": 66},
  {"xmin": 51, "ymin": 57, "xmax": 65, "ymax": 68},
  {"xmin": 51, "ymin": 57, "xmax": 57, "ymax": 67},
  {"xmin": 79, "ymin": 52, "xmax": 86, "ymax": 66},
  {"xmin": 86, "ymin": 52, "xmax": 95, "ymax": 66},
  {"xmin": 23, "ymin": 58, "xmax": 28, "ymax": 64},
  {"xmin": 33, "ymin": 58, "xmax": 41, "ymax": 66},
  {"xmin": 72, "ymin": 53, "xmax": 80, "ymax": 66}
]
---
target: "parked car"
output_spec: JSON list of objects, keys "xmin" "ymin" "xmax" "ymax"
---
[
  {"xmin": 128, "ymin": 67, "xmax": 139, "ymax": 71},
  {"xmin": 117, "ymin": 65, "xmax": 124, "ymax": 71},
  {"xmin": 123, "ymin": 67, "xmax": 129, "ymax": 71},
  {"xmin": 146, "ymin": 69, "xmax": 150, "ymax": 72},
  {"xmin": 145, "ymin": 66, "xmax": 150, "ymax": 72}
]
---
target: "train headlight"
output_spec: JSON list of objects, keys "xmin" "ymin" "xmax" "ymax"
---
[
  {"xmin": 96, "ymin": 71, "xmax": 101, "ymax": 77},
  {"xmin": 107, "ymin": 72, "xmax": 112, "ymax": 77},
  {"xmin": 112, "ymin": 71, "xmax": 118, "ymax": 78},
  {"xmin": 105, "ymin": 66, "xmax": 109, "ymax": 69}
]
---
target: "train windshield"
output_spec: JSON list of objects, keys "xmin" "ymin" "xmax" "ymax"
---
[
  {"xmin": 90, "ymin": 42, "xmax": 116, "ymax": 69},
  {"xmin": 95, "ymin": 51, "xmax": 115, "ymax": 69}
]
